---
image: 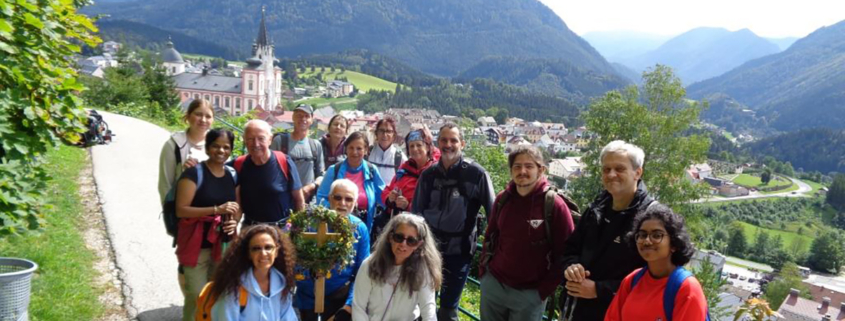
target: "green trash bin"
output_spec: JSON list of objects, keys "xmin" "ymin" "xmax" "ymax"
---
[{"xmin": 0, "ymin": 258, "xmax": 38, "ymax": 321}]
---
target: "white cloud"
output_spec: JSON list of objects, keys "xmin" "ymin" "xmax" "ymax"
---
[{"xmin": 539, "ymin": 0, "xmax": 845, "ymax": 38}]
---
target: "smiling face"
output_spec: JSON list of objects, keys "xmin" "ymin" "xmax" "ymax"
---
[
  {"xmin": 244, "ymin": 124, "xmax": 271, "ymax": 159},
  {"xmin": 601, "ymin": 152, "xmax": 642, "ymax": 200},
  {"xmin": 249, "ymin": 232, "xmax": 278, "ymax": 273},
  {"xmin": 329, "ymin": 184, "xmax": 357, "ymax": 216},
  {"xmin": 390, "ymin": 223, "xmax": 422, "ymax": 265},
  {"xmin": 636, "ymin": 219, "xmax": 672, "ymax": 263},
  {"xmin": 187, "ymin": 104, "xmax": 213, "ymax": 133},
  {"xmin": 345, "ymin": 137, "xmax": 367, "ymax": 167},
  {"xmin": 206, "ymin": 134, "xmax": 232, "ymax": 165},
  {"xmin": 329, "ymin": 117, "xmax": 348, "ymax": 138},
  {"xmin": 292, "ymin": 110, "xmax": 313, "ymax": 133},
  {"xmin": 376, "ymin": 122, "xmax": 396, "ymax": 149},
  {"xmin": 511, "ymin": 154, "xmax": 544, "ymax": 190},
  {"xmin": 437, "ymin": 127, "xmax": 465, "ymax": 165},
  {"xmin": 408, "ymin": 140, "xmax": 429, "ymax": 164}
]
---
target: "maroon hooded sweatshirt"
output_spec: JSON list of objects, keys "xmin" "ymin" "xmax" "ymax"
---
[{"xmin": 480, "ymin": 176, "xmax": 575, "ymax": 300}]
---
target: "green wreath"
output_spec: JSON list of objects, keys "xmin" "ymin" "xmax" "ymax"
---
[{"xmin": 288, "ymin": 205, "xmax": 356, "ymax": 279}]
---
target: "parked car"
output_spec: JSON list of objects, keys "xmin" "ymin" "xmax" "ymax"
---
[{"xmin": 739, "ymin": 276, "xmax": 747, "ymax": 281}]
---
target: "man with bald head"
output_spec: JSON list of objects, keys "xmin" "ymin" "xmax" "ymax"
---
[{"xmin": 235, "ymin": 120, "xmax": 305, "ymax": 227}]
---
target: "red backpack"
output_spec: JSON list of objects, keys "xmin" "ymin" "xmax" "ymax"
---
[{"xmin": 234, "ymin": 151, "xmax": 291, "ymax": 185}]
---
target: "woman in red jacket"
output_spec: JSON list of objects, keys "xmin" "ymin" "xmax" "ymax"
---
[
  {"xmin": 604, "ymin": 203, "xmax": 708, "ymax": 321},
  {"xmin": 374, "ymin": 128, "xmax": 439, "ymax": 237}
]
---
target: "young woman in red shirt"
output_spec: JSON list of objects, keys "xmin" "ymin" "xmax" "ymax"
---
[{"xmin": 604, "ymin": 203, "xmax": 709, "ymax": 321}]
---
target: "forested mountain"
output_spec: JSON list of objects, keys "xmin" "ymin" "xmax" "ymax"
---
[
  {"xmin": 281, "ymin": 49, "xmax": 440, "ymax": 87},
  {"xmin": 744, "ymin": 128, "xmax": 845, "ymax": 174},
  {"xmin": 700, "ymin": 93, "xmax": 777, "ymax": 136},
  {"xmin": 84, "ymin": 0, "xmax": 617, "ymax": 77},
  {"xmin": 454, "ymin": 57, "xmax": 630, "ymax": 103},
  {"xmin": 92, "ymin": 20, "xmax": 244, "ymax": 60},
  {"xmin": 621, "ymin": 27, "xmax": 780, "ymax": 84},
  {"xmin": 581, "ymin": 30, "xmax": 671, "ymax": 62},
  {"xmin": 687, "ymin": 20, "xmax": 845, "ymax": 131}
]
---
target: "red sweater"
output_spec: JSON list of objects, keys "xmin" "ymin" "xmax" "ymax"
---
[
  {"xmin": 480, "ymin": 177, "xmax": 575, "ymax": 300},
  {"xmin": 604, "ymin": 268, "xmax": 708, "ymax": 321}
]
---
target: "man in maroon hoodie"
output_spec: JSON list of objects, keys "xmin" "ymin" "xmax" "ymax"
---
[{"xmin": 479, "ymin": 145, "xmax": 575, "ymax": 321}]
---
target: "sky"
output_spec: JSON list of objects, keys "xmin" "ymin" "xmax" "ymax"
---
[{"xmin": 538, "ymin": 0, "xmax": 845, "ymax": 38}]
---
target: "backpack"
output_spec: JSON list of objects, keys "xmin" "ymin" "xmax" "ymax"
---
[
  {"xmin": 490, "ymin": 185, "xmax": 581, "ymax": 248},
  {"xmin": 196, "ymin": 282, "xmax": 248, "ymax": 321},
  {"xmin": 630, "ymin": 266, "xmax": 711, "ymax": 321},
  {"xmin": 272, "ymin": 133, "xmax": 321, "ymax": 164},
  {"xmin": 368, "ymin": 145, "xmax": 405, "ymax": 170},
  {"xmin": 233, "ymin": 151, "xmax": 292, "ymax": 190},
  {"xmin": 162, "ymin": 163, "xmax": 238, "ymax": 247}
]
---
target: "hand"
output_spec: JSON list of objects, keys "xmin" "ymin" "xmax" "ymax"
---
[
  {"xmin": 387, "ymin": 189, "xmax": 399, "ymax": 202},
  {"xmin": 395, "ymin": 195, "xmax": 409, "ymax": 210},
  {"xmin": 221, "ymin": 217, "xmax": 238, "ymax": 235},
  {"xmin": 564, "ymin": 264, "xmax": 590, "ymax": 282},
  {"xmin": 301, "ymin": 183, "xmax": 317, "ymax": 199},
  {"xmin": 565, "ymin": 278, "xmax": 597, "ymax": 299},
  {"xmin": 220, "ymin": 202, "xmax": 239, "ymax": 215},
  {"xmin": 183, "ymin": 158, "xmax": 199, "ymax": 169}
]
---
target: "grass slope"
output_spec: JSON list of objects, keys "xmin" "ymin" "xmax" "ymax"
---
[
  {"xmin": 732, "ymin": 173, "xmax": 793, "ymax": 189},
  {"xmin": 298, "ymin": 70, "xmax": 399, "ymax": 93},
  {"xmin": 737, "ymin": 221, "xmax": 814, "ymax": 253},
  {"xmin": 0, "ymin": 145, "xmax": 103, "ymax": 319}
]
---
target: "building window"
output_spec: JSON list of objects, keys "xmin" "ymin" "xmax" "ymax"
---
[
  {"xmin": 193, "ymin": 94, "xmax": 200, "ymax": 100},
  {"xmin": 204, "ymin": 95, "xmax": 210, "ymax": 101},
  {"xmin": 248, "ymin": 80, "xmax": 253, "ymax": 91},
  {"xmin": 214, "ymin": 96, "xmax": 220, "ymax": 107},
  {"xmin": 235, "ymin": 98, "xmax": 241, "ymax": 111},
  {"xmin": 224, "ymin": 97, "xmax": 230, "ymax": 108},
  {"xmin": 172, "ymin": 66, "xmax": 176, "ymax": 74},
  {"xmin": 183, "ymin": 92, "xmax": 189, "ymax": 98},
  {"xmin": 248, "ymin": 99, "xmax": 253, "ymax": 110}
]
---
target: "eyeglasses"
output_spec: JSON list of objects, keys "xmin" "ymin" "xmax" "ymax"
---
[
  {"xmin": 391, "ymin": 232, "xmax": 421, "ymax": 246},
  {"xmin": 332, "ymin": 194, "xmax": 356, "ymax": 203},
  {"xmin": 635, "ymin": 231, "xmax": 666, "ymax": 244},
  {"xmin": 377, "ymin": 129, "xmax": 395, "ymax": 134},
  {"xmin": 250, "ymin": 244, "xmax": 277, "ymax": 253}
]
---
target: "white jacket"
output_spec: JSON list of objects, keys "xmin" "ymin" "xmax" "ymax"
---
[
  {"xmin": 352, "ymin": 257, "xmax": 436, "ymax": 321},
  {"xmin": 157, "ymin": 131, "xmax": 207, "ymax": 202}
]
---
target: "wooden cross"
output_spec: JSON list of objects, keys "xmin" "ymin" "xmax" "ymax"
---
[{"xmin": 301, "ymin": 221, "xmax": 342, "ymax": 314}]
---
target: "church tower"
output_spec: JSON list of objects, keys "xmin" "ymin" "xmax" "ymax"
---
[{"xmin": 244, "ymin": 6, "xmax": 282, "ymax": 111}]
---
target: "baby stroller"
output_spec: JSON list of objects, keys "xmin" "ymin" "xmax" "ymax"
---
[{"xmin": 81, "ymin": 110, "xmax": 114, "ymax": 146}]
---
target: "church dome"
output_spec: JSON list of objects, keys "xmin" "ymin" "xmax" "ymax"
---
[{"xmin": 161, "ymin": 40, "xmax": 184, "ymax": 63}]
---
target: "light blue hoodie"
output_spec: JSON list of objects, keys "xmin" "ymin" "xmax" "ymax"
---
[{"xmin": 210, "ymin": 267, "xmax": 297, "ymax": 321}]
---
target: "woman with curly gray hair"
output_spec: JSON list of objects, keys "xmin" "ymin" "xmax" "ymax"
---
[
  {"xmin": 603, "ymin": 203, "xmax": 709, "ymax": 321},
  {"xmin": 351, "ymin": 213, "xmax": 442, "ymax": 321}
]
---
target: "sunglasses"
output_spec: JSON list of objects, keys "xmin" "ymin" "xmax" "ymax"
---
[
  {"xmin": 332, "ymin": 194, "xmax": 356, "ymax": 203},
  {"xmin": 391, "ymin": 232, "xmax": 421, "ymax": 246},
  {"xmin": 250, "ymin": 244, "xmax": 277, "ymax": 253}
]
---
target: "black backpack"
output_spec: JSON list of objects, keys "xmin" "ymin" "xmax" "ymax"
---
[{"xmin": 272, "ymin": 132, "xmax": 321, "ymax": 163}]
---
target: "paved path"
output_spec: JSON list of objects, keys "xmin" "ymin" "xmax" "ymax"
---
[{"xmin": 91, "ymin": 111, "xmax": 182, "ymax": 320}]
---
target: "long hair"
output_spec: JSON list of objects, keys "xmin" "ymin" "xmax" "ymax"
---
[
  {"xmin": 369, "ymin": 213, "xmax": 442, "ymax": 295},
  {"xmin": 209, "ymin": 225, "xmax": 297, "ymax": 304}
]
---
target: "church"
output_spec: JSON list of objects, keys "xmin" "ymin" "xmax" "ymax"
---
[{"xmin": 164, "ymin": 7, "xmax": 283, "ymax": 116}]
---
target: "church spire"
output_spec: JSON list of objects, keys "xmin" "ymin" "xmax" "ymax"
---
[{"xmin": 255, "ymin": 5, "xmax": 271, "ymax": 48}]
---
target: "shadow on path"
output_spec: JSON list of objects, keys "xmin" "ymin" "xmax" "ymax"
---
[{"xmin": 137, "ymin": 306, "xmax": 181, "ymax": 321}]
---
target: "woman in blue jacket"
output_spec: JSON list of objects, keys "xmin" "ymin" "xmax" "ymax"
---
[
  {"xmin": 316, "ymin": 131, "xmax": 385, "ymax": 231},
  {"xmin": 207, "ymin": 225, "xmax": 298, "ymax": 320}
]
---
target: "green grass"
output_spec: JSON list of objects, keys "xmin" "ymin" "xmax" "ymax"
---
[
  {"xmin": 297, "ymin": 96, "xmax": 357, "ymax": 107},
  {"xmin": 760, "ymin": 182, "xmax": 799, "ymax": 195},
  {"xmin": 722, "ymin": 130, "xmax": 735, "ymax": 141},
  {"xmin": 732, "ymin": 173, "xmax": 793, "ymax": 189},
  {"xmin": 737, "ymin": 221, "xmax": 814, "ymax": 253},
  {"xmin": 298, "ymin": 70, "xmax": 399, "ymax": 93},
  {"xmin": 803, "ymin": 179, "xmax": 825, "ymax": 194},
  {"xmin": 0, "ymin": 145, "xmax": 103, "ymax": 319}
]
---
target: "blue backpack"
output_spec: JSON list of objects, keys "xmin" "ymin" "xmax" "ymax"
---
[
  {"xmin": 630, "ymin": 266, "xmax": 711, "ymax": 321},
  {"xmin": 162, "ymin": 163, "xmax": 237, "ymax": 246}
]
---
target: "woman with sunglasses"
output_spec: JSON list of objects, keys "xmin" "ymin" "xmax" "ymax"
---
[
  {"xmin": 352, "ymin": 213, "xmax": 442, "ymax": 321},
  {"xmin": 296, "ymin": 179, "xmax": 370, "ymax": 321},
  {"xmin": 204, "ymin": 224, "xmax": 297, "ymax": 320},
  {"xmin": 604, "ymin": 203, "xmax": 708, "ymax": 321}
]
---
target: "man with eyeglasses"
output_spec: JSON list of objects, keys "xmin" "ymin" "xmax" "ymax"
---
[
  {"xmin": 295, "ymin": 179, "xmax": 369, "ymax": 321},
  {"xmin": 479, "ymin": 146, "xmax": 575, "ymax": 321},
  {"xmin": 368, "ymin": 116, "xmax": 407, "ymax": 184},
  {"xmin": 412, "ymin": 123, "xmax": 495, "ymax": 321},
  {"xmin": 559, "ymin": 140, "xmax": 656, "ymax": 321}
]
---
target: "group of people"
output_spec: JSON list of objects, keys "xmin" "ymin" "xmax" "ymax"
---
[{"xmin": 158, "ymin": 99, "xmax": 709, "ymax": 321}]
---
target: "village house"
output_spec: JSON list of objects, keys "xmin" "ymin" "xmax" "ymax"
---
[
  {"xmin": 102, "ymin": 41, "xmax": 121, "ymax": 54},
  {"xmin": 778, "ymin": 289, "xmax": 845, "ymax": 320},
  {"xmin": 548, "ymin": 157, "xmax": 584, "ymax": 181},
  {"xmin": 478, "ymin": 116, "xmax": 497, "ymax": 127},
  {"xmin": 326, "ymin": 80, "xmax": 354, "ymax": 98}
]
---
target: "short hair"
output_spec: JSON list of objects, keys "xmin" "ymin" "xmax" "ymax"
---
[
  {"xmin": 183, "ymin": 99, "xmax": 213, "ymax": 121},
  {"xmin": 600, "ymin": 140, "xmax": 645, "ymax": 170},
  {"xmin": 627, "ymin": 203, "xmax": 695, "ymax": 266},
  {"xmin": 328, "ymin": 115, "xmax": 350, "ymax": 133},
  {"xmin": 329, "ymin": 178, "xmax": 359, "ymax": 202},
  {"xmin": 344, "ymin": 131, "xmax": 370, "ymax": 151},
  {"xmin": 438, "ymin": 122, "xmax": 463, "ymax": 141},
  {"xmin": 508, "ymin": 145, "xmax": 546, "ymax": 168},
  {"xmin": 375, "ymin": 116, "xmax": 400, "ymax": 144},
  {"xmin": 244, "ymin": 119, "xmax": 272, "ymax": 137},
  {"xmin": 205, "ymin": 128, "xmax": 235, "ymax": 150}
]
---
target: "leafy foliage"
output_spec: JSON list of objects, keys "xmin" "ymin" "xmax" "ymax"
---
[
  {"xmin": 743, "ymin": 128, "xmax": 845, "ymax": 175},
  {"xmin": 726, "ymin": 222, "xmax": 748, "ymax": 257},
  {"xmin": 0, "ymin": 0, "xmax": 100, "ymax": 236},
  {"xmin": 807, "ymin": 230, "xmax": 845, "ymax": 273},
  {"xmin": 282, "ymin": 49, "xmax": 440, "ymax": 87},
  {"xmin": 762, "ymin": 262, "xmax": 810, "ymax": 310},
  {"xmin": 692, "ymin": 255, "xmax": 730, "ymax": 320},
  {"xmin": 288, "ymin": 205, "xmax": 356, "ymax": 276},
  {"xmin": 827, "ymin": 174, "xmax": 845, "ymax": 211},
  {"xmin": 568, "ymin": 65, "xmax": 710, "ymax": 210}
]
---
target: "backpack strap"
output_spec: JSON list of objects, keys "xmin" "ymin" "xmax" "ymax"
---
[
  {"xmin": 394, "ymin": 149, "xmax": 404, "ymax": 169},
  {"xmin": 543, "ymin": 186, "xmax": 556, "ymax": 242},
  {"xmin": 275, "ymin": 132, "xmax": 290, "ymax": 154},
  {"xmin": 238, "ymin": 285, "xmax": 248, "ymax": 312},
  {"xmin": 224, "ymin": 165, "xmax": 237, "ymax": 185},
  {"xmin": 195, "ymin": 163, "xmax": 204, "ymax": 190},
  {"xmin": 234, "ymin": 155, "xmax": 247, "ymax": 172},
  {"xmin": 630, "ymin": 266, "xmax": 706, "ymax": 321},
  {"xmin": 172, "ymin": 137, "xmax": 184, "ymax": 165},
  {"xmin": 630, "ymin": 266, "xmax": 648, "ymax": 288}
]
